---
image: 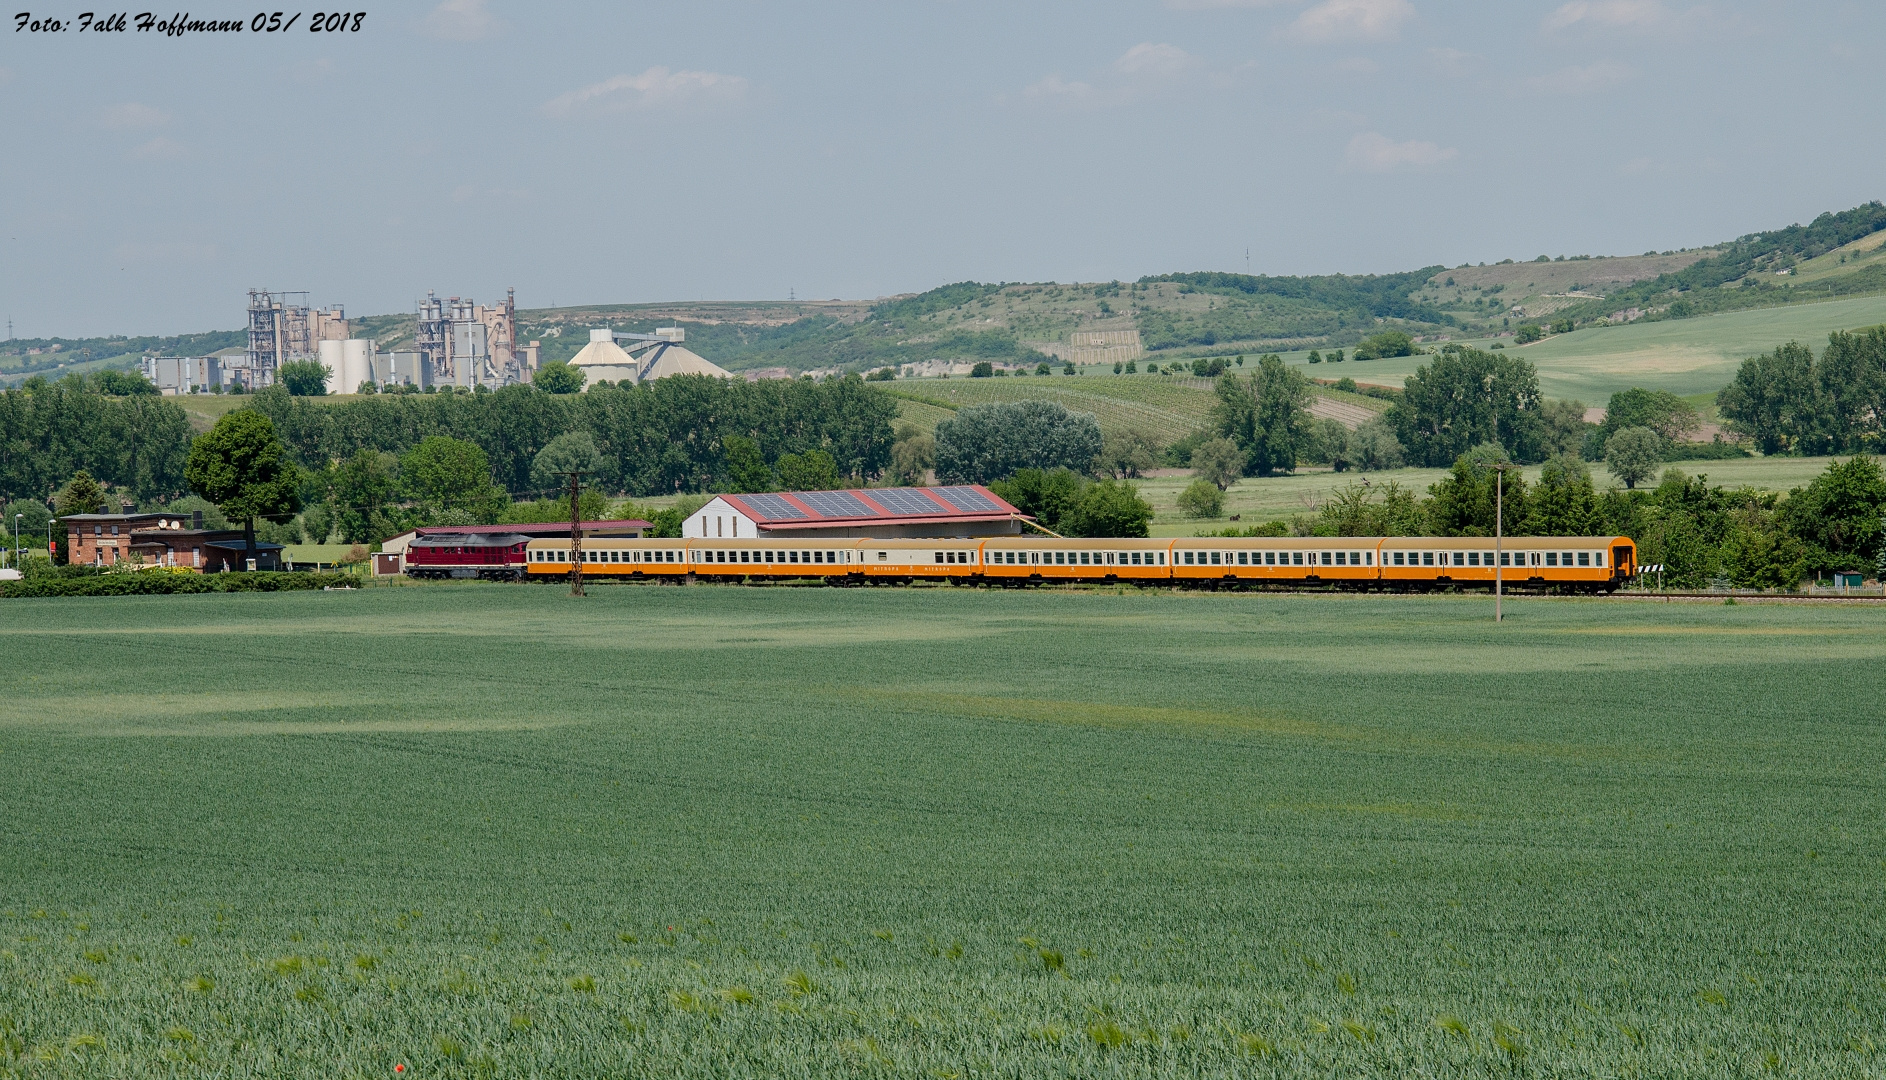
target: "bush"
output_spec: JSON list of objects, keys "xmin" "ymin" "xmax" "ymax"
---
[
  {"xmin": 277, "ymin": 360, "xmax": 330, "ymax": 396},
  {"xmin": 865, "ymin": 367, "xmax": 896, "ymax": 381},
  {"xmin": 1352, "ymin": 331, "xmax": 1414, "ymax": 361},
  {"xmin": 1513, "ymin": 324, "xmax": 1544, "ymax": 345},
  {"xmin": 1176, "ymin": 478, "xmax": 1226, "ymax": 519},
  {"xmin": 2, "ymin": 570, "xmax": 350, "ymax": 598},
  {"xmin": 533, "ymin": 362, "xmax": 585, "ymax": 394}
]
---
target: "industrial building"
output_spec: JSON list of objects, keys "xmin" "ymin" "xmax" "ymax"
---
[
  {"xmin": 567, "ymin": 327, "xmax": 732, "ymax": 387},
  {"xmin": 415, "ymin": 290, "xmax": 541, "ymax": 389},
  {"xmin": 684, "ymin": 486, "xmax": 1025, "ymax": 539},
  {"xmin": 242, "ymin": 289, "xmax": 349, "ymax": 390},
  {"xmin": 141, "ymin": 354, "xmax": 231, "ymax": 394}
]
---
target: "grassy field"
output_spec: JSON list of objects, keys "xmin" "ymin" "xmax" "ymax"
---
[
  {"xmin": 1139, "ymin": 455, "xmax": 1847, "ymax": 534},
  {"xmin": 1274, "ymin": 295, "xmax": 1886, "ymax": 402},
  {"xmin": 2, "ymin": 587, "xmax": 1884, "ymax": 1077}
]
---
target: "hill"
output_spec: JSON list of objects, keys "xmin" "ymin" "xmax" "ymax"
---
[{"xmin": 12, "ymin": 201, "xmax": 1886, "ymax": 397}]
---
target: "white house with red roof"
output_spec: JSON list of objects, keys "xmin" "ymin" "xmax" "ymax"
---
[{"xmin": 685, "ymin": 487, "xmax": 1025, "ymax": 539}]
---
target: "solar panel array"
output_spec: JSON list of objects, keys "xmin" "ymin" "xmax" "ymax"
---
[
  {"xmin": 931, "ymin": 486, "xmax": 1001, "ymax": 513},
  {"xmin": 867, "ymin": 488, "xmax": 948, "ymax": 516},
  {"xmin": 736, "ymin": 493, "xmax": 806, "ymax": 520},
  {"xmin": 796, "ymin": 490, "xmax": 875, "ymax": 518}
]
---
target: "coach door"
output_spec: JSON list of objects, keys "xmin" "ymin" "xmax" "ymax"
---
[{"xmin": 1612, "ymin": 545, "xmax": 1633, "ymax": 578}]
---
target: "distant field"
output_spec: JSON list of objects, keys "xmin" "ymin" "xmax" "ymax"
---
[
  {"xmin": 1272, "ymin": 295, "xmax": 1886, "ymax": 402},
  {"xmin": 888, "ymin": 375, "xmax": 1385, "ymax": 441},
  {"xmin": 2, "ymin": 588, "xmax": 1882, "ymax": 1076},
  {"xmin": 1138, "ymin": 455, "xmax": 1844, "ymax": 533}
]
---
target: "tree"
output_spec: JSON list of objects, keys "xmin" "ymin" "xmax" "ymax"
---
[
  {"xmin": 888, "ymin": 427, "xmax": 935, "ymax": 487},
  {"xmin": 95, "ymin": 370, "xmax": 157, "ymax": 396},
  {"xmin": 721, "ymin": 434, "xmax": 775, "ymax": 493},
  {"xmin": 865, "ymin": 367, "xmax": 896, "ymax": 381},
  {"xmin": 933, "ymin": 400, "xmax": 1103, "ymax": 484},
  {"xmin": 1550, "ymin": 317, "xmax": 1574, "ymax": 335},
  {"xmin": 989, "ymin": 468, "xmax": 1085, "ymax": 533},
  {"xmin": 1716, "ymin": 341, "xmax": 1818, "ymax": 455},
  {"xmin": 330, "ymin": 448, "xmax": 399, "ymax": 545},
  {"xmin": 1539, "ymin": 398, "xmax": 1590, "ymax": 458},
  {"xmin": 530, "ymin": 430, "xmax": 605, "ymax": 494},
  {"xmin": 1526, "ymin": 454, "xmax": 1599, "ymax": 535},
  {"xmin": 534, "ymin": 362, "xmax": 586, "ymax": 394},
  {"xmin": 1346, "ymin": 418, "xmax": 1405, "ymax": 472},
  {"xmin": 1211, "ymin": 356, "xmax": 1309, "ymax": 477},
  {"xmin": 54, "ymin": 470, "xmax": 107, "ymax": 516},
  {"xmin": 185, "ymin": 410, "xmax": 301, "ymax": 562},
  {"xmin": 970, "ymin": 362, "xmax": 994, "ymax": 378},
  {"xmin": 1176, "ymin": 478, "xmax": 1226, "ymax": 519},
  {"xmin": 1605, "ymin": 426, "xmax": 1663, "ymax": 489},
  {"xmin": 1299, "ymin": 418, "xmax": 1352, "ymax": 471},
  {"xmin": 1065, "ymin": 479, "xmax": 1153, "ymax": 538},
  {"xmin": 1426, "ymin": 444, "xmax": 1528, "ymax": 536},
  {"xmin": 1062, "ymin": 362, "xmax": 1077, "ymax": 376},
  {"xmin": 1775, "ymin": 455, "xmax": 1885, "ymax": 574},
  {"xmin": 400, "ymin": 435, "xmax": 503, "ymax": 520},
  {"xmin": 1386, "ymin": 346, "xmax": 1545, "ymax": 467},
  {"xmin": 1514, "ymin": 324, "xmax": 1544, "ymax": 344},
  {"xmin": 277, "ymin": 359, "xmax": 330, "ymax": 396},
  {"xmin": 1095, "ymin": 427, "xmax": 1159, "ymax": 480},
  {"xmin": 1598, "ymin": 388, "xmax": 1698, "ymax": 448},
  {"xmin": 775, "ymin": 449, "xmax": 840, "ymax": 491},
  {"xmin": 1190, "ymin": 437, "xmax": 1243, "ymax": 490},
  {"xmin": 1352, "ymin": 330, "xmax": 1414, "ymax": 360}
]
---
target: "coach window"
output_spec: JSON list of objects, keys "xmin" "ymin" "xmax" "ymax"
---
[
  {"xmin": 1594, "ymin": 551, "xmax": 1604, "ymax": 566},
  {"xmin": 829, "ymin": 551, "xmax": 838, "ymax": 564},
  {"xmin": 1468, "ymin": 552, "xmax": 1479, "ymax": 566},
  {"xmin": 1499, "ymin": 552, "xmax": 1511, "ymax": 566},
  {"xmin": 1352, "ymin": 551, "xmax": 1363, "ymax": 565},
  {"xmin": 1577, "ymin": 551, "xmax": 1590, "ymax": 566},
  {"xmin": 1484, "ymin": 553, "xmax": 1494, "ymax": 566}
]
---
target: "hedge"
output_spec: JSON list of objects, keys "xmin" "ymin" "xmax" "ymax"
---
[{"xmin": 2, "ymin": 571, "xmax": 353, "ymax": 598}]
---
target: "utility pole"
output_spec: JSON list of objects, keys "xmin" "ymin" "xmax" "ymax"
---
[
  {"xmin": 567, "ymin": 470, "xmax": 586, "ymax": 597},
  {"xmin": 1485, "ymin": 461, "xmax": 1522, "ymax": 622}
]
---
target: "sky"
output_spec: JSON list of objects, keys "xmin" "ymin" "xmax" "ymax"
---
[{"xmin": 2, "ymin": 0, "xmax": 1883, "ymax": 337}]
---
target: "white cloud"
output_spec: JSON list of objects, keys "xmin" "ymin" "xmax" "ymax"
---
[
  {"xmin": 1113, "ymin": 42, "xmax": 1195, "ymax": 78},
  {"xmin": 1545, "ymin": 0, "xmax": 1664, "ymax": 31},
  {"xmin": 101, "ymin": 102, "xmax": 170, "ymax": 129},
  {"xmin": 1345, "ymin": 131, "xmax": 1456, "ymax": 172},
  {"xmin": 1287, "ymin": 0, "xmax": 1415, "ymax": 43},
  {"xmin": 544, "ymin": 67, "xmax": 750, "ymax": 117},
  {"xmin": 1023, "ymin": 75, "xmax": 1096, "ymax": 100},
  {"xmin": 127, "ymin": 137, "xmax": 187, "ymax": 162},
  {"xmin": 421, "ymin": 0, "xmax": 500, "ymax": 42},
  {"xmin": 1528, "ymin": 59, "xmax": 1633, "ymax": 93}
]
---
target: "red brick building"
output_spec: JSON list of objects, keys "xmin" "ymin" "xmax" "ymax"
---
[{"xmin": 60, "ymin": 511, "xmax": 283, "ymax": 571}]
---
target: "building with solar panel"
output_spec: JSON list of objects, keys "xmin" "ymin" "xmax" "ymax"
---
[{"xmin": 683, "ymin": 486, "xmax": 1026, "ymax": 539}]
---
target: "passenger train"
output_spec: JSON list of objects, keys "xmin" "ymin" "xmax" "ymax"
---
[{"xmin": 427, "ymin": 534, "xmax": 1638, "ymax": 591}]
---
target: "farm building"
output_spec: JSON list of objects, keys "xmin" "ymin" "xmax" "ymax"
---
[
  {"xmin": 684, "ymin": 487, "xmax": 1025, "ymax": 539},
  {"xmin": 375, "ymin": 519, "xmax": 652, "ymax": 574}
]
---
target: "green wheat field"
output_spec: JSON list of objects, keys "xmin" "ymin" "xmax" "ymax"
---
[{"xmin": 1, "ymin": 586, "xmax": 1882, "ymax": 1077}]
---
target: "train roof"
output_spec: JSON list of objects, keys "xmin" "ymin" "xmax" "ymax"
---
[
  {"xmin": 410, "ymin": 533, "xmax": 535, "ymax": 548},
  {"xmin": 715, "ymin": 486, "xmax": 1020, "ymax": 529}
]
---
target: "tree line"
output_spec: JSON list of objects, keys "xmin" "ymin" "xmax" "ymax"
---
[
  {"xmin": 1716, "ymin": 327, "xmax": 1886, "ymax": 455},
  {"xmin": 1282, "ymin": 449, "xmax": 1883, "ymax": 588}
]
